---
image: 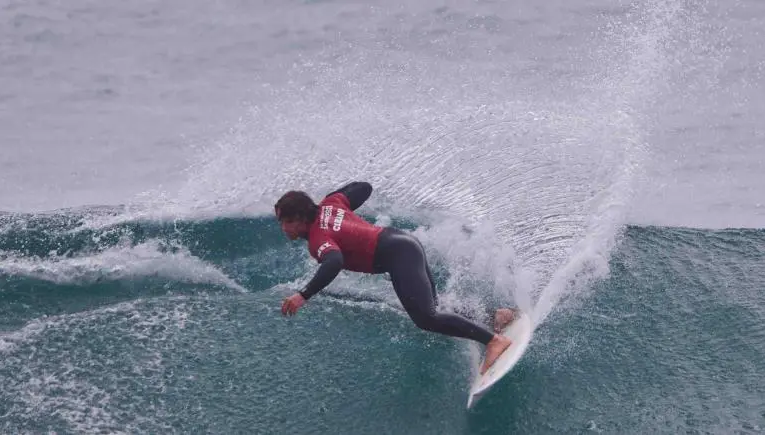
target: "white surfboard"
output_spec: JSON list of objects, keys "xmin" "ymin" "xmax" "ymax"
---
[{"xmin": 466, "ymin": 310, "xmax": 533, "ymax": 409}]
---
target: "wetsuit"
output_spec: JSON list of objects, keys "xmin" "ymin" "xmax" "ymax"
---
[{"xmin": 299, "ymin": 182, "xmax": 495, "ymax": 346}]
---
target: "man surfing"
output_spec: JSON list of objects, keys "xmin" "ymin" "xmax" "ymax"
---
[{"xmin": 275, "ymin": 181, "xmax": 518, "ymax": 374}]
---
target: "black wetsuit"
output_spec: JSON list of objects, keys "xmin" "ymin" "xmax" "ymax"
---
[
  {"xmin": 372, "ymin": 227, "xmax": 495, "ymax": 345},
  {"xmin": 299, "ymin": 182, "xmax": 495, "ymax": 345}
]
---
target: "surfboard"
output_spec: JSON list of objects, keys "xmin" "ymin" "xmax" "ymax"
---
[{"xmin": 466, "ymin": 310, "xmax": 533, "ymax": 409}]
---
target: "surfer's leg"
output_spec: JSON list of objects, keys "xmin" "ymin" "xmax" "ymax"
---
[
  {"xmin": 424, "ymin": 258, "xmax": 439, "ymax": 303},
  {"xmin": 392, "ymin": 257, "xmax": 512, "ymax": 373},
  {"xmin": 410, "ymin": 236, "xmax": 439, "ymax": 303},
  {"xmin": 386, "ymin": 234, "xmax": 494, "ymax": 345},
  {"xmin": 422, "ymin": 247, "xmax": 500, "ymax": 327}
]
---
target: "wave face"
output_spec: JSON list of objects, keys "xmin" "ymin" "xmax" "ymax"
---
[{"xmin": 1, "ymin": 211, "xmax": 763, "ymax": 433}]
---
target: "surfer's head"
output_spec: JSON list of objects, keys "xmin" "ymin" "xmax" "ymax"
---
[{"xmin": 274, "ymin": 191, "xmax": 317, "ymax": 240}]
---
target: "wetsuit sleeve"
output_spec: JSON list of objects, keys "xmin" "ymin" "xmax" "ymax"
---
[
  {"xmin": 325, "ymin": 182, "xmax": 373, "ymax": 211},
  {"xmin": 299, "ymin": 250, "xmax": 344, "ymax": 300}
]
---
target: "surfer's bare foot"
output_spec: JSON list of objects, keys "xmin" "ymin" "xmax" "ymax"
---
[
  {"xmin": 481, "ymin": 335, "xmax": 512, "ymax": 375},
  {"xmin": 493, "ymin": 308, "xmax": 519, "ymax": 333}
]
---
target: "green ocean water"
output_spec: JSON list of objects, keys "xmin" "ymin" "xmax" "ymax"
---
[{"xmin": 1, "ymin": 211, "xmax": 763, "ymax": 434}]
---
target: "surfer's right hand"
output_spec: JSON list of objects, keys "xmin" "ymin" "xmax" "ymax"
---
[{"xmin": 281, "ymin": 293, "xmax": 306, "ymax": 316}]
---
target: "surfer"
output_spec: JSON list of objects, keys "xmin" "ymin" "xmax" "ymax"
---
[{"xmin": 275, "ymin": 181, "xmax": 518, "ymax": 374}]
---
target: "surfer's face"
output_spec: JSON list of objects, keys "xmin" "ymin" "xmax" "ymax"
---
[{"xmin": 279, "ymin": 218, "xmax": 308, "ymax": 240}]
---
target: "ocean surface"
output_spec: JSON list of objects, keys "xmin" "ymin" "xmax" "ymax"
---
[{"xmin": 1, "ymin": 0, "xmax": 764, "ymax": 433}]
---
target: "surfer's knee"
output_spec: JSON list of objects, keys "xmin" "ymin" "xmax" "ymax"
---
[{"xmin": 409, "ymin": 308, "xmax": 438, "ymax": 331}]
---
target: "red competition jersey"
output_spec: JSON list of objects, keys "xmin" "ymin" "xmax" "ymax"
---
[{"xmin": 307, "ymin": 193, "xmax": 383, "ymax": 273}]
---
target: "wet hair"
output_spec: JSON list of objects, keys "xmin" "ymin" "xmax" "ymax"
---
[{"xmin": 274, "ymin": 191, "xmax": 318, "ymax": 223}]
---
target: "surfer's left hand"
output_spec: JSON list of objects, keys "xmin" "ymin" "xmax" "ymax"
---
[{"xmin": 282, "ymin": 293, "xmax": 305, "ymax": 316}]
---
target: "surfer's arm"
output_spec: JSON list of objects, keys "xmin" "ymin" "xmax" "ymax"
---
[
  {"xmin": 299, "ymin": 250, "xmax": 344, "ymax": 300},
  {"xmin": 325, "ymin": 182, "xmax": 373, "ymax": 211}
]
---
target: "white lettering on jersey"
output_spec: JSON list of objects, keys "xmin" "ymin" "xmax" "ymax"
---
[
  {"xmin": 333, "ymin": 209, "xmax": 345, "ymax": 231},
  {"xmin": 319, "ymin": 206, "xmax": 333, "ymax": 230},
  {"xmin": 317, "ymin": 241, "xmax": 332, "ymax": 258}
]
